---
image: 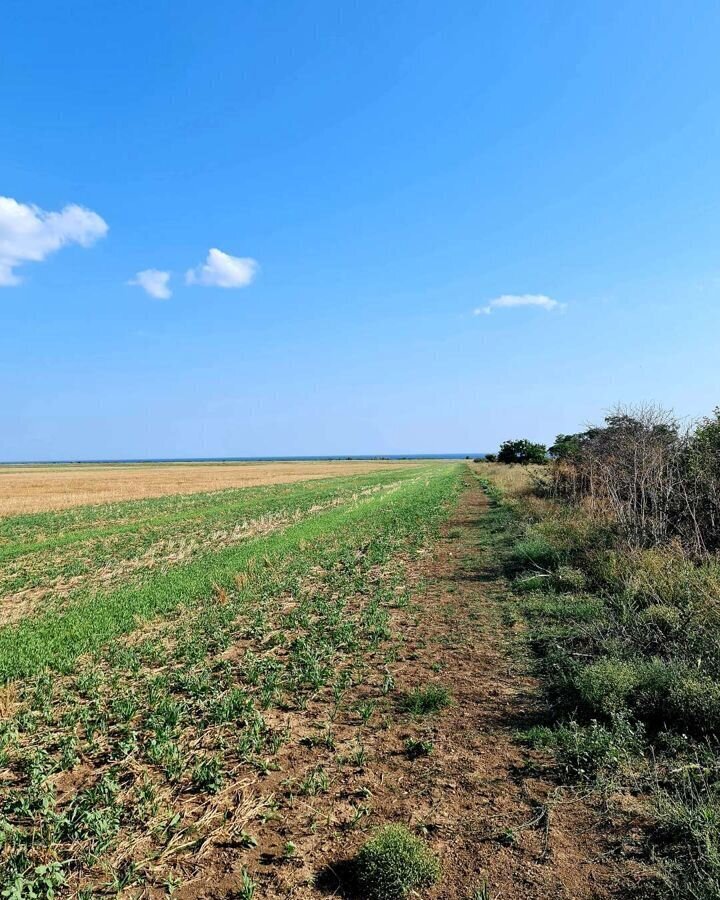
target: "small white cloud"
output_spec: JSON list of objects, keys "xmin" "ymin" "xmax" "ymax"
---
[
  {"xmin": 0, "ymin": 196, "xmax": 108, "ymax": 286},
  {"xmin": 474, "ymin": 293, "xmax": 564, "ymax": 315},
  {"xmin": 186, "ymin": 248, "xmax": 258, "ymax": 289},
  {"xmin": 129, "ymin": 269, "xmax": 172, "ymax": 300}
]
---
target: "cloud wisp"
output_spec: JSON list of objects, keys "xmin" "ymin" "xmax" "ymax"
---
[
  {"xmin": 474, "ymin": 294, "xmax": 564, "ymax": 315},
  {"xmin": 129, "ymin": 269, "xmax": 172, "ymax": 300},
  {"xmin": 186, "ymin": 248, "xmax": 258, "ymax": 289},
  {"xmin": 0, "ymin": 196, "xmax": 108, "ymax": 286}
]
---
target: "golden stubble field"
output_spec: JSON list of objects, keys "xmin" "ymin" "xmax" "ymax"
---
[{"xmin": 0, "ymin": 459, "xmax": 421, "ymax": 516}]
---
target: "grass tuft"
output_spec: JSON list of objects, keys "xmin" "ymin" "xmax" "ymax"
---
[
  {"xmin": 401, "ymin": 684, "xmax": 451, "ymax": 716},
  {"xmin": 354, "ymin": 824, "xmax": 440, "ymax": 900},
  {"xmin": 404, "ymin": 737, "xmax": 433, "ymax": 759}
]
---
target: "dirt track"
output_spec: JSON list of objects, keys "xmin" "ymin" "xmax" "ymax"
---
[
  {"xmin": 363, "ymin": 469, "xmax": 650, "ymax": 898},
  {"xmin": 300, "ymin": 468, "xmax": 650, "ymax": 898},
  {"xmin": 174, "ymin": 468, "xmax": 651, "ymax": 898}
]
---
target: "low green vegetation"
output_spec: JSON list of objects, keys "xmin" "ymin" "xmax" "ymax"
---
[
  {"xmin": 401, "ymin": 683, "xmax": 451, "ymax": 716},
  {"xmin": 480, "ymin": 406, "xmax": 720, "ymax": 898},
  {"xmin": 403, "ymin": 736, "xmax": 433, "ymax": 759},
  {"xmin": 354, "ymin": 824, "xmax": 440, "ymax": 900},
  {"xmin": 0, "ymin": 464, "xmax": 460, "ymax": 895},
  {"xmin": 0, "ymin": 468, "xmax": 431, "ymax": 680},
  {"xmin": 0, "ymin": 468, "xmax": 423, "ymax": 615}
]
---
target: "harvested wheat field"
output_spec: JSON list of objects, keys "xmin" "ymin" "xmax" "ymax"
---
[{"xmin": 0, "ymin": 459, "xmax": 419, "ymax": 517}]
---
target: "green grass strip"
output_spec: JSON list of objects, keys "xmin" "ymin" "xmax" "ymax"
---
[
  {"xmin": 0, "ymin": 465, "xmax": 461, "ymax": 681},
  {"xmin": 0, "ymin": 471, "xmax": 424, "ymax": 599},
  {"xmin": 0, "ymin": 467, "xmax": 424, "ymax": 560}
]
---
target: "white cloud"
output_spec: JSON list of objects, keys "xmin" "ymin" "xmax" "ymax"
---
[
  {"xmin": 186, "ymin": 248, "xmax": 258, "ymax": 288},
  {"xmin": 129, "ymin": 268, "xmax": 172, "ymax": 300},
  {"xmin": 0, "ymin": 196, "xmax": 108, "ymax": 286},
  {"xmin": 474, "ymin": 293, "xmax": 564, "ymax": 315}
]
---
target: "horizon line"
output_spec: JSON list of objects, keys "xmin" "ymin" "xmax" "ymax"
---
[{"xmin": 0, "ymin": 453, "xmax": 487, "ymax": 467}]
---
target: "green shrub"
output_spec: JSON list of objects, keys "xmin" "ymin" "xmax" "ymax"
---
[
  {"xmin": 521, "ymin": 716, "xmax": 642, "ymax": 779},
  {"xmin": 191, "ymin": 755, "xmax": 224, "ymax": 794},
  {"xmin": 554, "ymin": 718, "xmax": 641, "ymax": 779},
  {"xmin": 497, "ymin": 439, "xmax": 547, "ymax": 465},
  {"xmin": 519, "ymin": 724, "xmax": 556, "ymax": 748},
  {"xmin": 634, "ymin": 659, "xmax": 676, "ymax": 716},
  {"xmin": 667, "ymin": 674, "xmax": 720, "ymax": 737},
  {"xmin": 533, "ymin": 511, "xmax": 611, "ymax": 562},
  {"xmin": 520, "ymin": 595, "xmax": 604, "ymax": 623},
  {"xmin": 514, "ymin": 565, "xmax": 587, "ymax": 595},
  {"xmin": 638, "ymin": 603, "xmax": 683, "ymax": 636},
  {"xmin": 599, "ymin": 547, "xmax": 720, "ymax": 621},
  {"xmin": 355, "ymin": 825, "xmax": 440, "ymax": 900},
  {"xmin": 571, "ymin": 658, "xmax": 720, "ymax": 737},
  {"xmin": 574, "ymin": 659, "xmax": 641, "ymax": 718},
  {"xmin": 573, "ymin": 658, "xmax": 670, "ymax": 720}
]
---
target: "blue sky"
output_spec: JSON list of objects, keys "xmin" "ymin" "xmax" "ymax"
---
[{"xmin": 2, "ymin": 1, "xmax": 720, "ymax": 460}]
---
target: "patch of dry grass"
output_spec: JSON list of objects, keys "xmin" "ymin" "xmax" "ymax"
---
[{"xmin": 474, "ymin": 462, "xmax": 542, "ymax": 499}]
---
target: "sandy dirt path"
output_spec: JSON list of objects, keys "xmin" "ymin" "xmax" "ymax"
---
[{"xmin": 354, "ymin": 468, "xmax": 650, "ymax": 898}]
